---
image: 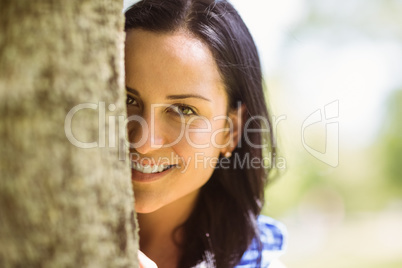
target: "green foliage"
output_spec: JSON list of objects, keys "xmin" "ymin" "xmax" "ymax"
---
[{"xmin": 380, "ymin": 90, "xmax": 402, "ymax": 191}]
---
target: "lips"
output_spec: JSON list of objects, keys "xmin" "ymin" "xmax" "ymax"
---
[
  {"xmin": 131, "ymin": 161, "xmax": 177, "ymax": 183},
  {"xmin": 131, "ymin": 162, "xmax": 174, "ymax": 174}
]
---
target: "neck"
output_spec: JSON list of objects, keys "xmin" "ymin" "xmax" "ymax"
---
[{"xmin": 137, "ymin": 190, "xmax": 199, "ymax": 267}]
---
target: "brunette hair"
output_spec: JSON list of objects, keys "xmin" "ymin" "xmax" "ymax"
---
[{"xmin": 125, "ymin": 0, "xmax": 275, "ymax": 267}]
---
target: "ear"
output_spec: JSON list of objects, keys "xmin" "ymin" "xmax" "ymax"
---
[{"xmin": 220, "ymin": 104, "xmax": 246, "ymax": 155}]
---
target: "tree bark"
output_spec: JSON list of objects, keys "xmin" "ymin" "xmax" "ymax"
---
[{"xmin": 0, "ymin": 1, "xmax": 138, "ymax": 267}]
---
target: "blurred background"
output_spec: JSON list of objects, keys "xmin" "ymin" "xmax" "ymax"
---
[
  {"xmin": 228, "ymin": 0, "xmax": 402, "ymax": 267},
  {"xmin": 123, "ymin": 0, "xmax": 402, "ymax": 266}
]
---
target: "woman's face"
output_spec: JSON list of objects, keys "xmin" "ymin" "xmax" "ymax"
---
[{"xmin": 125, "ymin": 29, "xmax": 237, "ymax": 213}]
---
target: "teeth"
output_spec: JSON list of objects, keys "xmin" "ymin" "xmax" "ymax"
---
[{"xmin": 132, "ymin": 162, "xmax": 171, "ymax": 174}]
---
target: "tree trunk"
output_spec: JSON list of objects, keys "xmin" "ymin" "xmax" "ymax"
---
[{"xmin": 0, "ymin": 1, "xmax": 138, "ymax": 267}]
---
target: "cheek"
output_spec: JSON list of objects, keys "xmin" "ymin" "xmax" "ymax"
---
[
  {"xmin": 164, "ymin": 119, "xmax": 214, "ymax": 150},
  {"xmin": 186, "ymin": 118, "xmax": 229, "ymax": 149},
  {"xmin": 184, "ymin": 130, "xmax": 214, "ymax": 151},
  {"xmin": 171, "ymin": 120, "xmax": 227, "ymax": 161}
]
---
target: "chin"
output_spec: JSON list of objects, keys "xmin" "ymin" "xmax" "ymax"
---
[
  {"xmin": 134, "ymin": 199, "xmax": 164, "ymax": 214},
  {"xmin": 135, "ymin": 207, "xmax": 157, "ymax": 214}
]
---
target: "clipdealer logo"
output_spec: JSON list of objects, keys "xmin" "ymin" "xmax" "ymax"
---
[
  {"xmin": 301, "ymin": 100, "xmax": 339, "ymax": 167},
  {"xmin": 64, "ymin": 100, "xmax": 340, "ymax": 168}
]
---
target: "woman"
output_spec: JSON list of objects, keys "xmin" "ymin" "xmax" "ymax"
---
[{"xmin": 124, "ymin": 0, "xmax": 286, "ymax": 267}]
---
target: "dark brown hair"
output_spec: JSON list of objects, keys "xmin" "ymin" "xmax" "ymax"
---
[{"xmin": 125, "ymin": 0, "xmax": 275, "ymax": 267}]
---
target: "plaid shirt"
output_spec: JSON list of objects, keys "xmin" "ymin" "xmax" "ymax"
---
[
  {"xmin": 235, "ymin": 215, "xmax": 287, "ymax": 268},
  {"xmin": 195, "ymin": 215, "xmax": 287, "ymax": 268}
]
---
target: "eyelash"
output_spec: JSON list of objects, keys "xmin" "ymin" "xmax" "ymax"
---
[
  {"xmin": 168, "ymin": 104, "xmax": 197, "ymax": 116},
  {"xmin": 126, "ymin": 94, "xmax": 197, "ymax": 116},
  {"xmin": 126, "ymin": 95, "xmax": 138, "ymax": 106}
]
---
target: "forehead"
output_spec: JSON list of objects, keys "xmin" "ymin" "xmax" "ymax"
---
[{"xmin": 125, "ymin": 29, "xmax": 227, "ymax": 102}]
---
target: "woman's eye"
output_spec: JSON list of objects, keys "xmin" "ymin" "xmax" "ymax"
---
[
  {"xmin": 126, "ymin": 95, "xmax": 138, "ymax": 106},
  {"xmin": 170, "ymin": 105, "xmax": 196, "ymax": 116}
]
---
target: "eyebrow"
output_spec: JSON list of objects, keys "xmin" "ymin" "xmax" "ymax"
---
[
  {"xmin": 126, "ymin": 86, "xmax": 139, "ymax": 95},
  {"xmin": 166, "ymin": 94, "xmax": 211, "ymax": 102},
  {"xmin": 126, "ymin": 86, "xmax": 211, "ymax": 102}
]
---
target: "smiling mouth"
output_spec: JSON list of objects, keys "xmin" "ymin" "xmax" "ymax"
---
[{"xmin": 131, "ymin": 162, "xmax": 176, "ymax": 174}]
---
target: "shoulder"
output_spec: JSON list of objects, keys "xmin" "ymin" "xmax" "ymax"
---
[
  {"xmin": 257, "ymin": 215, "xmax": 287, "ymax": 252},
  {"xmin": 235, "ymin": 215, "xmax": 287, "ymax": 268}
]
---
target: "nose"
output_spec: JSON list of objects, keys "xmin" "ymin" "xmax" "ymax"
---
[{"xmin": 127, "ymin": 111, "xmax": 166, "ymax": 155}]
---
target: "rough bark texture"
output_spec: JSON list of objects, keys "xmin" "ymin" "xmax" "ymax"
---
[{"xmin": 0, "ymin": 1, "xmax": 138, "ymax": 267}]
